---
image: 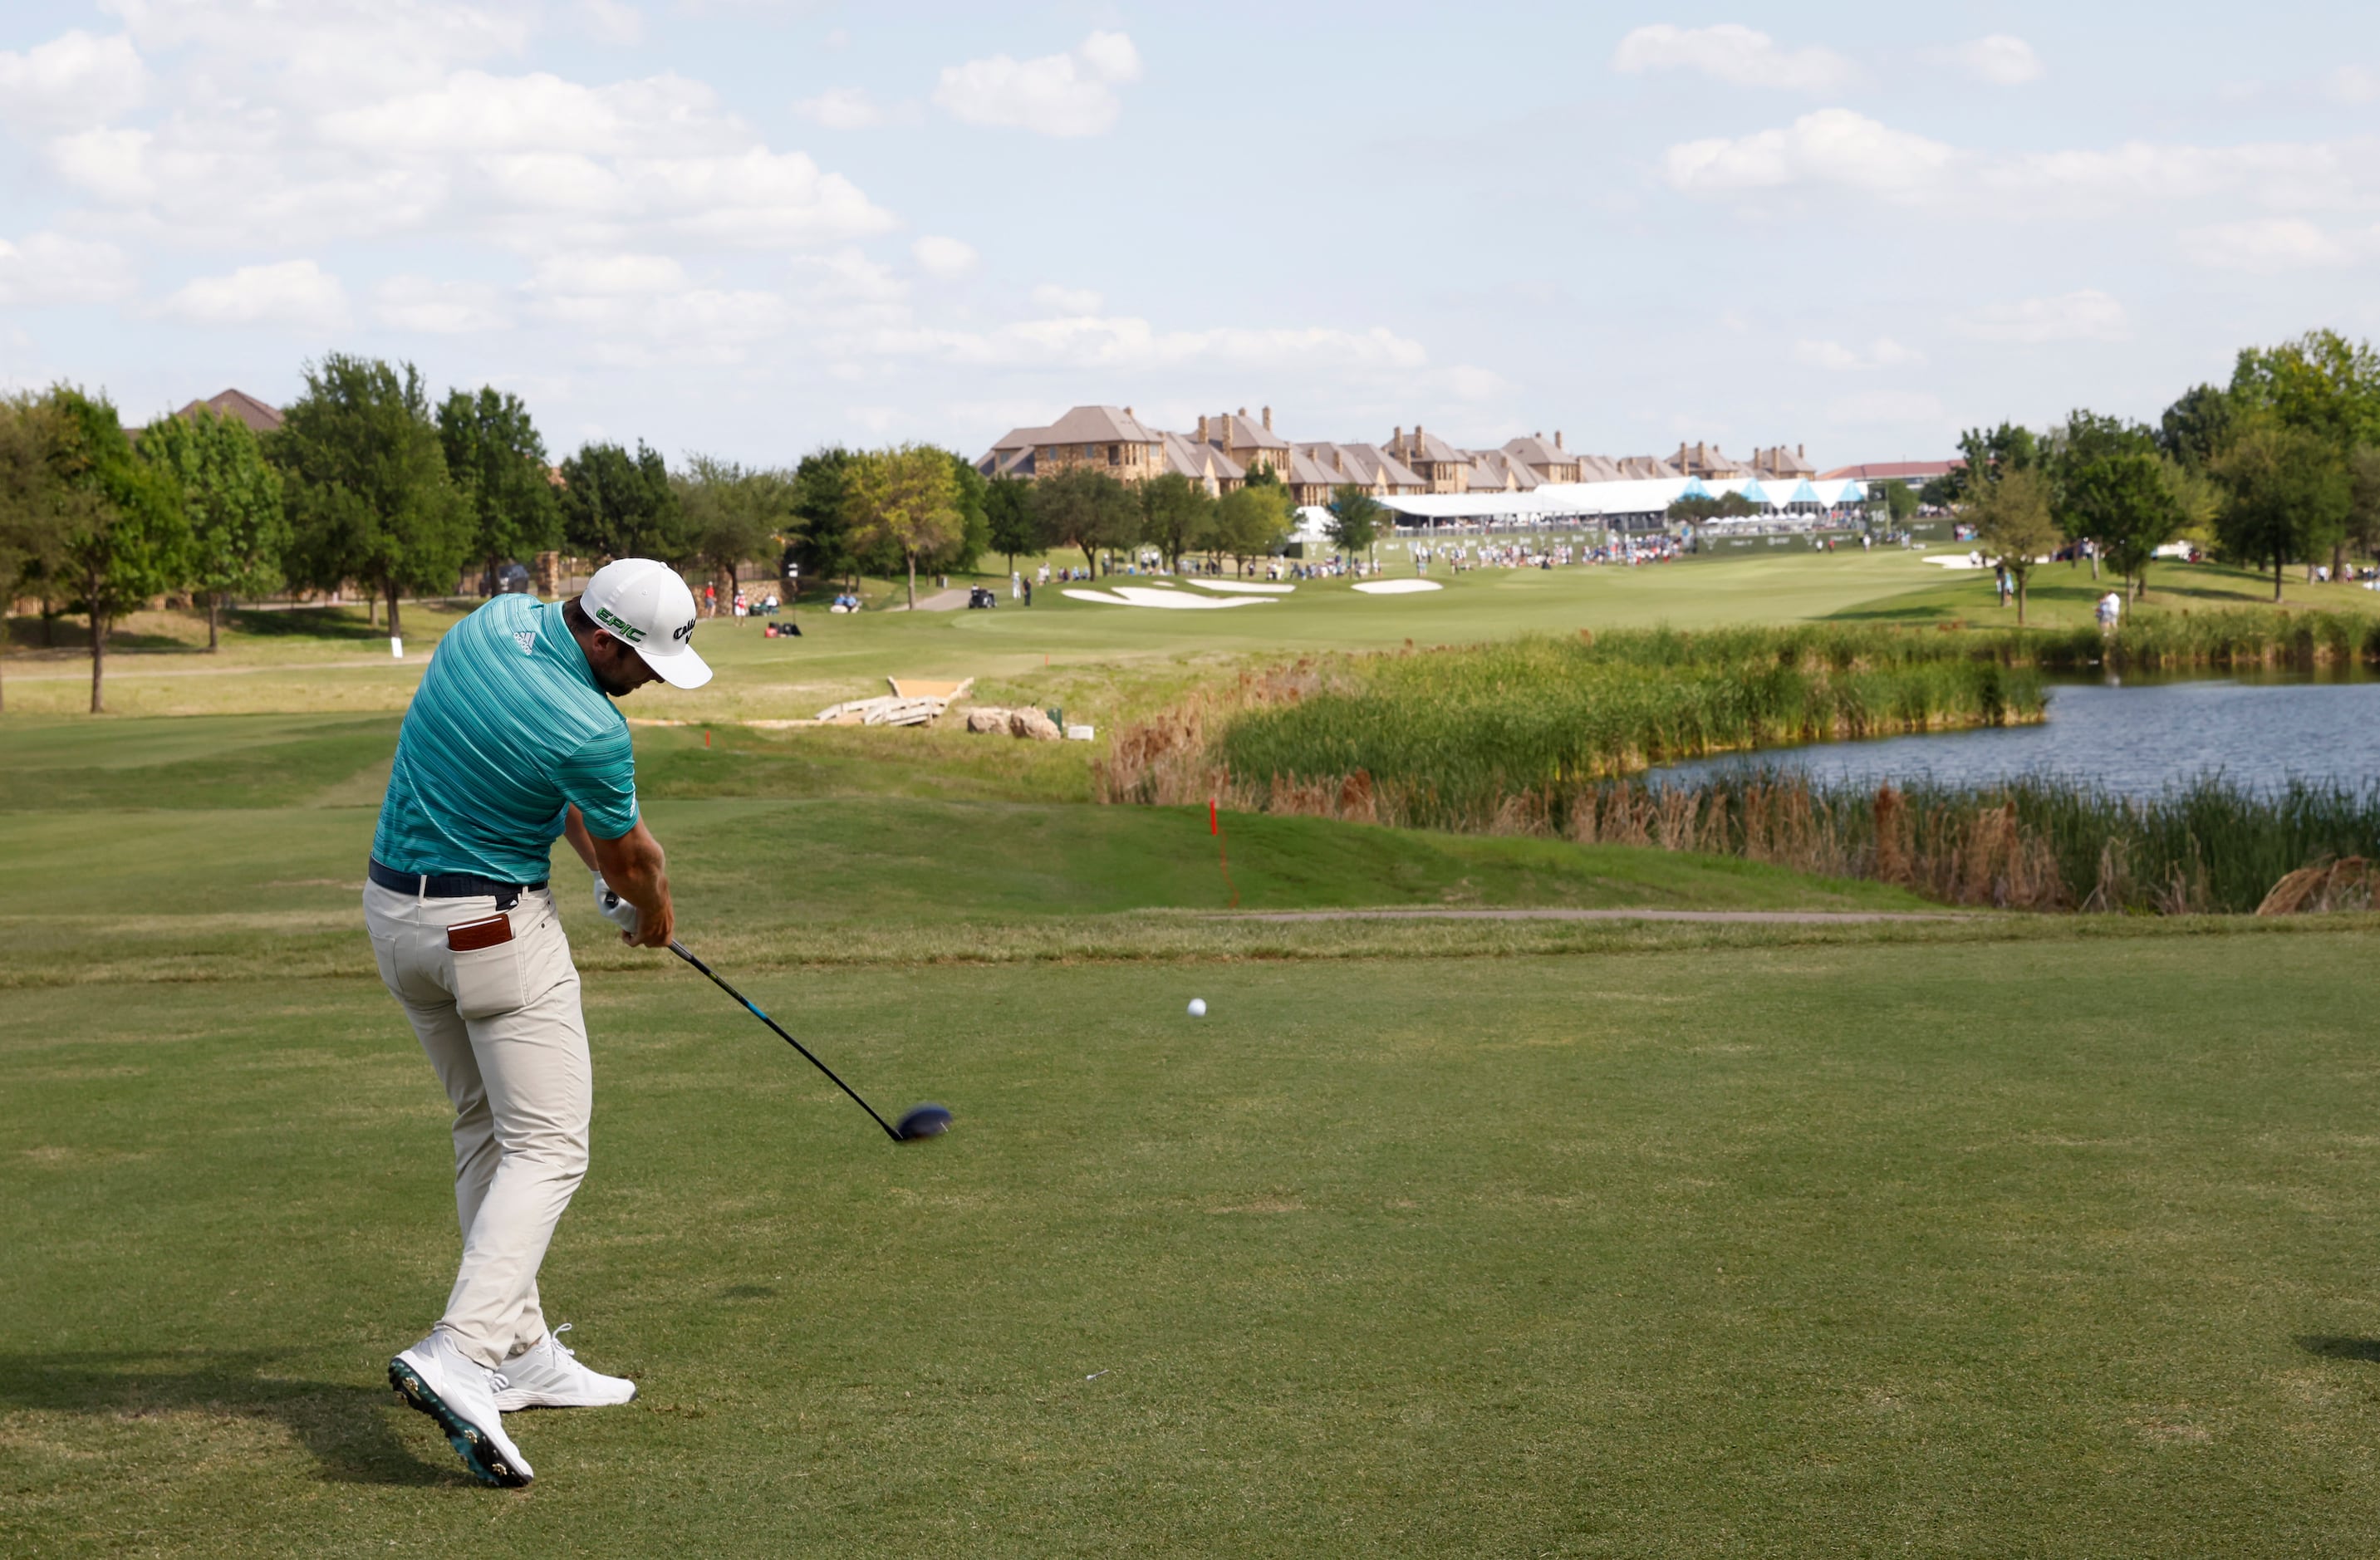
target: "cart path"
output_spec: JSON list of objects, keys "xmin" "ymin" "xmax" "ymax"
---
[{"xmin": 1215, "ymin": 908, "xmax": 1970, "ymax": 925}]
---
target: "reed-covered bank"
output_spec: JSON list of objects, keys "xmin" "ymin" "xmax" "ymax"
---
[
  {"xmin": 1553, "ymin": 773, "xmax": 2378, "ymax": 914},
  {"xmin": 1097, "ymin": 615, "xmax": 2380, "ymax": 912},
  {"xmin": 1100, "ymin": 625, "xmax": 2051, "ymax": 827}
]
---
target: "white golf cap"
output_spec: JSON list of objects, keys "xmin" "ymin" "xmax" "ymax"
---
[{"xmin": 582, "ymin": 558, "xmax": 712, "ymax": 689}]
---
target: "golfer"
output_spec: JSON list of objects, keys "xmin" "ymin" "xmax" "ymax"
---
[{"xmin": 366, "ymin": 558, "xmax": 709, "ymax": 1488}]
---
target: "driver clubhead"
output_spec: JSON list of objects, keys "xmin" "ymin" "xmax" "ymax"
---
[{"xmin": 894, "ymin": 1103, "xmax": 953, "ymax": 1143}]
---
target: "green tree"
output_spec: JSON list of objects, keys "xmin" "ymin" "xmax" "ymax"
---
[
  {"xmin": 1931, "ymin": 422, "xmax": 2043, "ymax": 504},
  {"xmin": 2230, "ymin": 331, "xmax": 2380, "ymax": 579},
  {"xmin": 1669, "ymin": 490, "xmax": 1759, "ymax": 522},
  {"xmin": 2157, "ymin": 383, "xmax": 2235, "ymax": 470},
  {"xmin": 1031, "ymin": 466, "xmax": 1137, "ymax": 576},
  {"xmin": 937, "ymin": 453, "xmax": 991, "ymax": 576},
  {"xmin": 2063, "ymin": 449, "xmax": 2182, "ymax": 600},
  {"xmin": 2348, "ymin": 446, "xmax": 2380, "ymax": 566},
  {"xmin": 1967, "ymin": 466, "xmax": 2060, "ymax": 625},
  {"xmin": 0, "ymin": 393, "xmax": 74, "ymax": 711},
  {"xmin": 558, "ymin": 440, "xmax": 685, "ymax": 567},
  {"xmin": 47, "ymin": 386, "xmax": 189, "ymax": 712},
  {"xmin": 984, "ymin": 475, "xmax": 1042, "ymax": 572},
  {"xmin": 273, "ymin": 355, "xmax": 470, "ymax": 640},
  {"xmin": 2049, "ymin": 412, "xmax": 2162, "ymax": 582},
  {"xmin": 2230, "ymin": 329, "xmax": 2380, "ymax": 453},
  {"xmin": 1211, "ymin": 483, "xmax": 1292, "ymax": 574},
  {"xmin": 846, "ymin": 444, "xmax": 964, "ymax": 609},
  {"xmin": 676, "ymin": 454, "xmax": 796, "ymax": 602},
  {"xmin": 1141, "ymin": 472, "xmax": 1215, "ymax": 571},
  {"xmin": 2211, "ymin": 418, "xmax": 2353, "ymax": 600},
  {"xmin": 1325, "ymin": 484, "xmax": 1383, "ymax": 561},
  {"xmin": 789, "ymin": 448, "xmax": 864, "ymax": 592},
  {"xmin": 437, "ymin": 387, "xmax": 560, "ymax": 596},
  {"xmin": 138, "ymin": 406, "xmax": 287, "ymax": 650}
]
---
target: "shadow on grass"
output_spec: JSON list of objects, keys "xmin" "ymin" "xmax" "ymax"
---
[
  {"xmin": 223, "ymin": 606, "xmax": 390, "ymax": 642},
  {"xmin": 0, "ymin": 1349, "xmax": 467, "ymax": 1486},
  {"xmin": 2296, "ymin": 1336, "xmax": 2380, "ymax": 1362},
  {"xmin": 2, "ymin": 620, "xmax": 199, "ymax": 655},
  {"xmin": 1823, "ymin": 605, "xmax": 1952, "ymax": 621}
]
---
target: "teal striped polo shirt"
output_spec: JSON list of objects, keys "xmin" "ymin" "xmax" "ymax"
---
[{"xmin": 371, "ymin": 595, "xmax": 640, "ymax": 883}]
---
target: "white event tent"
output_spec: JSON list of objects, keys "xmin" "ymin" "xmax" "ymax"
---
[{"xmin": 1371, "ymin": 474, "xmax": 1877, "ymax": 529}]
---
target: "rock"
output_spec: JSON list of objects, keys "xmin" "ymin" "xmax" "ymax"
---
[
  {"xmin": 1009, "ymin": 708, "xmax": 1061, "ymax": 741},
  {"xmin": 965, "ymin": 708, "xmax": 1011, "ymax": 734}
]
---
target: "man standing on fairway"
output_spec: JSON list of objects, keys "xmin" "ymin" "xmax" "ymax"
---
[{"xmin": 365, "ymin": 557, "xmax": 709, "ymax": 1488}]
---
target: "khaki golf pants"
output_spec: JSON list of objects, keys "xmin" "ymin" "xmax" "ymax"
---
[{"xmin": 363, "ymin": 881, "xmax": 589, "ymax": 1370}]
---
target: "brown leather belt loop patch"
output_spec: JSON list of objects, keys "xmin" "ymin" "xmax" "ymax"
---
[{"xmin": 446, "ymin": 913, "xmax": 515, "ymax": 953}]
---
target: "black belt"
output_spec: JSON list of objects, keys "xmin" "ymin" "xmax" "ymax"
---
[{"xmin": 369, "ymin": 858, "xmax": 547, "ymax": 910}]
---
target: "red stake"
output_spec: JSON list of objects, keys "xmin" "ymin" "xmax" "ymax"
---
[
  {"xmin": 1210, "ymin": 798, "xmax": 1219, "ymax": 836},
  {"xmin": 704, "ymin": 728, "xmax": 712, "ymax": 748}
]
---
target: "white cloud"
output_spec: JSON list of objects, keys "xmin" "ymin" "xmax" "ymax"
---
[
  {"xmin": 854, "ymin": 315, "xmax": 1427, "ymax": 375},
  {"xmin": 794, "ymin": 86, "xmax": 886, "ymax": 129},
  {"xmin": 2180, "ymin": 218, "xmax": 2370, "ymax": 271},
  {"xmin": 1824, "ymin": 390, "xmax": 1947, "ymax": 424},
  {"xmin": 1663, "ymin": 110, "xmax": 1955, "ymax": 199},
  {"xmin": 0, "ymin": 233, "xmax": 137, "ymax": 306},
  {"xmin": 317, "ymin": 70, "xmax": 729, "ymax": 156},
  {"xmin": 911, "ymin": 235, "xmax": 978, "ymax": 277},
  {"xmin": 0, "ymin": 29, "xmax": 149, "ymax": 130},
  {"xmin": 532, "ymin": 253, "xmax": 689, "ymax": 294},
  {"xmin": 1952, "ymin": 36, "xmax": 2043, "ymax": 86},
  {"xmin": 1447, "ymin": 365, "xmax": 1513, "ymax": 402},
  {"xmin": 1662, "ymin": 112, "xmax": 2380, "ymax": 215},
  {"xmin": 1794, "ymin": 336, "xmax": 1922, "ymax": 370},
  {"xmin": 581, "ymin": 0, "xmax": 644, "ymax": 45},
  {"xmin": 1951, "ymin": 290, "xmax": 2129, "ymax": 344},
  {"xmin": 2328, "ymin": 66, "xmax": 2380, "ymax": 105},
  {"xmin": 159, "ymin": 259, "xmax": 349, "ymax": 331},
  {"xmin": 101, "ymin": 0, "xmax": 533, "ymax": 108},
  {"xmin": 51, "ymin": 57, "xmax": 898, "ymax": 253},
  {"xmin": 1032, "ymin": 284, "xmax": 1104, "ymax": 314},
  {"xmin": 1611, "ymin": 24, "xmax": 1854, "ymax": 94},
  {"xmin": 373, "ymin": 275, "xmax": 511, "ymax": 332},
  {"xmin": 933, "ymin": 30, "xmax": 1141, "ymax": 137}
]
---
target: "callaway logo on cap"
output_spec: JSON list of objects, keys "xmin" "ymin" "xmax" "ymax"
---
[{"xmin": 581, "ymin": 558, "xmax": 713, "ymax": 689}]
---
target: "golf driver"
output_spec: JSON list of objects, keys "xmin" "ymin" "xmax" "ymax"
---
[{"xmin": 669, "ymin": 939, "xmax": 950, "ymax": 1144}]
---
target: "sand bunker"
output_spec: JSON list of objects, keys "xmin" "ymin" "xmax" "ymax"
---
[
  {"xmin": 1352, "ymin": 578, "xmax": 1444, "ymax": 595},
  {"xmin": 1062, "ymin": 586, "xmax": 1278, "ymax": 610},
  {"xmin": 1183, "ymin": 578, "xmax": 1294, "ymax": 595}
]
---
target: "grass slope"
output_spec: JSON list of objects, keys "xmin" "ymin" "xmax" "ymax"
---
[
  {"xmin": 0, "ymin": 713, "xmax": 1932, "ymax": 992},
  {"xmin": 8, "ymin": 935, "xmax": 2380, "ymax": 1554}
]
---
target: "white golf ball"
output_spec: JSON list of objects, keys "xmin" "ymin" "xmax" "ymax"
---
[{"xmin": 1187, "ymin": 998, "xmax": 1207, "ymax": 1018}]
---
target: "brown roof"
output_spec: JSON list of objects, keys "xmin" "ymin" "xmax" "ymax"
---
[
  {"xmin": 1301, "ymin": 443, "xmax": 1426, "ymax": 491},
  {"xmin": 1161, "ymin": 429, "xmax": 1244, "ymax": 483},
  {"xmin": 1818, "ymin": 459, "xmax": 1963, "ymax": 481},
  {"xmin": 178, "ymin": 388, "xmax": 283, "ymax": 434},
  {"xmin": 1388, "ymin": 428, "xmax": 1468, "ymax": 465},
  {"xmin": 1039, "ymin": 405, "xmax": 1160, "ymax": 445},
  {"xmin": 1207, "ymin": 410, "xmax": 1290, "ymax": 452}
]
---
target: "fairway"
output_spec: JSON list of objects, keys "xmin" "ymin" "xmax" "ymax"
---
[
  {"xmin": 7, "ymin": 549, "xmax": 2380, "ymax": 1555},
  {"xmin": 6, "ymin": 547, "xmax": 2370, "ymax": 724},
  {"xmin": 10, "ymin": 937, "xmax": 2380, "ymax": 1554}
]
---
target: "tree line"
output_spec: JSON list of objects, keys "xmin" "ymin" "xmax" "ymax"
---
[
  {"xmin": 1941, "ymin": 328, "xmax": 2380, "ymax": 621},
  {"xmin": 940, "ymin": 462, "xmax": 1385, "ymax": 584},
  {"xmin": 0, "ymin": 352, "xmax": 1012, "ymax": 712}
]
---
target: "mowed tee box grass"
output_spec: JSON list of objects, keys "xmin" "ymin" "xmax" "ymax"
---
[{"xmin": 7, "ymin": 548, "xmax": 2380, "ymax": 1553}]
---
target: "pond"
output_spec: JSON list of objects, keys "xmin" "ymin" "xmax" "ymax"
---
[{"xmin": 1650, "ymin": 672, "xmax": 2380, "ymax": 795}]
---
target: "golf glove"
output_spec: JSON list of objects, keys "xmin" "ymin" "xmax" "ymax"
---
[{"xmin": 591, "ymin": 871, "xmax": 641, "ymax": 936}]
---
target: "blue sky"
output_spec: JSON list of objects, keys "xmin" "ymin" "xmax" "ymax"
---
[{"xmin": 2, "ymin": 2, "xmax": 2375, "ymax": 472}]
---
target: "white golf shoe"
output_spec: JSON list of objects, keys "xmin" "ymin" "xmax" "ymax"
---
[
  {"xmin": 490, "ymin": 1323, "xmax": 638, "ymax": 1411},
  {"xmin": 389, "ymin": 1330, "xmax": 535, "ymax": 1489}
]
